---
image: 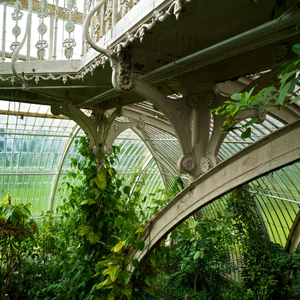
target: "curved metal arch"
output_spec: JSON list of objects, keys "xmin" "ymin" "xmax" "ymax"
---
[
  {"xmin": 126, "ymin": 119, "xmax": 300, "ymax": 272},
  {"xmin": 48, "ymin": 125, "xmax": 81, "ymax": 211},
  {"xmin": 107, "ymin": 119, "xmax": 179, "ymax": 191},
  {"xmin": 123, "ymin": 107, "xmax": 175, "ymax": 136},
  {"xmin": 285, "ymin": 208, "xmax": 300, "ymax": 253},
  {"xmin": 132, "ymin": 127, "xmax": 172, "ymax": 191}
]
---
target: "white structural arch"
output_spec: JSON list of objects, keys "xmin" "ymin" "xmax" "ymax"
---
[{"xmin": 126, "ymin": 119, "xmax": 300, "ymax": 272}]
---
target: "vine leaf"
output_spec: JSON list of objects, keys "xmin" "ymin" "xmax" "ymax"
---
[
  {"xmin": 241, "ymin": 127, "xmax": 252, "ymax": 139},
  {"xmin": 132, "ymin": 258, "xmax": 139, "ymax": 269}
]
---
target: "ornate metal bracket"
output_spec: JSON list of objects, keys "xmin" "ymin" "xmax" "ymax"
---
[
  {"xmin": 51, "ymin": 103, "xmax": 123, "ymax": 168},
  {"xmin": 84, "ymin": 0, "xmax": 134, "ymax": 93}
]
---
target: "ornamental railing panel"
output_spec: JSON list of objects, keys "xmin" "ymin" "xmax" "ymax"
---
[{"xmin": 0, "ymin": 0, "xmax": 139, "ymax": 62}]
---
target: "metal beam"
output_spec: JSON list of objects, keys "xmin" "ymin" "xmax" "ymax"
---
[
  {"xmin": 123, "ymin": 107, "xmax": 175, "ymax": 136},
  {"xmin": 78, "ymin": 10, "xmax": 300, "ymax": 108}
]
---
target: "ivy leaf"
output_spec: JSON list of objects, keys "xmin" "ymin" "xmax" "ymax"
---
[
  {"xmin": 87, "ymin": 231, "xmax": 102, "ymax": 244},
  {"xmin": 212, "ymin": 237, "xmax": 218, "ymax": 244},
  {"xmin": 98, "ymin": 169, "xmax": 107, "ymax": 181},
  {"xmin": 137, "ymin": 240, "xmax": 145, "ymax": 251},
  {"xmin": 135, "ymin": 225, "xmax": 145, "ymax": 234},
  {"xmin": 103, "ymin": 264, "xmax": 119, "ymax": 282},
  {"xmin": 97, "ymin": 278, "xmax": 111, "ymax": 290},
  {"xmin": 123, "ymin": 186, "xmax": 131, "ymax": 196},
  {"xmin": 116, "ymin": 179, "xmax": 122, "ymax": 189},
  {"xmin": 132, "ymin": 259, "xmax": 139, "ymax": 269},
  {"xmin": 95, "ymin": 169, "xmax": 107, "ymax": 190},
  {"xmin": 241, "ymin": 127, "xmax": 252, "ymax": 139},
  {"xmin": 78, "ymin": 160, "xmax": 86, "ymax": 170},
  {"xmin": 80, "ymin": 198, "xmax": 96, "ymax": 206},
  {"xmin": 95, "ymin": 177, "xmax": 106, "ymax": 190},
  {"xmin": 111, "ymin": 240, "xmax": 126, "ymax": 253},
  {"xmin": 115, "ymin": 216, "xmax": 123, "ymax": 227},
  {"xmin": 128, "ymin": 209, "xmax": 135, "ymax": 220}
]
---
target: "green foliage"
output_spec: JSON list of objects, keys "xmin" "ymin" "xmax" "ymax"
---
[
  {"xmin": 0, "ymin": 195, "xmax": 37, "ymax": 300},
  {"xmin": 0, "ymin": 137, "xmax": 170, "ymax": 300},
  {"xmin": 153, "ymin": 185, "xmax": 300, "ymax": 300},
  {"xmin": 212, "ymin": 43, "xmax": 300, "ymax": 138},
  {"xmin": 2, "ymin": 138, "xmax": 300, "ymax": 300}
]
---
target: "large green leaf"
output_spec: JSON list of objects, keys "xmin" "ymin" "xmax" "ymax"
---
[
  {"xmin": 292, "ymin": 44, "xmax": 300, "ymax": 55},
  {"xmin": 111, "ymin": 240, "xmax": 126, "ymax": 253},
  {"xmin": 241, "ymin": 127, "xmax": 252, "ymax": 139},
  {"xmin": 80, "ymin": 198, "xmax": 96, "ymax": 206},
  {"xmin": 277, "ymin": 81, "xmax": 291, "ymax": 105},
  {"xmin": 103, "ymin": 264, "xmax": 119, "ymax": 282},
  {"xmin": 132, "ymin": 258, "xmax": 139, "ymax": 269}
]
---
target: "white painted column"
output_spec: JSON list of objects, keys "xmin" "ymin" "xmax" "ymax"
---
[
  {"xmin": 53, "ymin": 0, "xmax": 59, "ymax": 60},
  {"xmin": 112, "ymin": 0, "xmax": 118, "ymax": 26},
  {"xmin": 81, "ymin": 0, "xmax": 87, "ymax": 57},
  {"xmin": 26, "ymin": 0, "xmax": 33, "ymax": 61},
  {"xmin": 1, "ymin": 1, "xmax": 7, "ymax": 62},
  {"xmin": 49, "ymin": 14, "xmax": 54, "ymax": 59}
]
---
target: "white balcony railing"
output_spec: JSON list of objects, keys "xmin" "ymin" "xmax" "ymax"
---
[{"xmin": 0, "ymin": 0, "xmax": 139, "ymax": 62}]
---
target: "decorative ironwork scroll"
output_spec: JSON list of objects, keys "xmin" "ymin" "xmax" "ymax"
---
[
  {"xmin": 10, "ymin": 0, "xmax": 23, "ymax": 53},
  {"xmin": 63, "ymin": 0, "xmax": 78, "ymax": 59},
  {"xmin": 36, "ymin": 0, "xmax": 49, "ymax": 60}
]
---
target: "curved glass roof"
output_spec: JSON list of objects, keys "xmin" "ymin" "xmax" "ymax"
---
[{"xmin": 0, "ymin": 103, "xmax": 166, "ymax": 219}]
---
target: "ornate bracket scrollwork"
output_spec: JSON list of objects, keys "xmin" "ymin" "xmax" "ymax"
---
[
  {"xmin": 84, "ymin": 1, "xmax": 134, "ymax": 93},
  {"xmin": 51, "ymin": 103, "xmax": 123, "ymax": 169},
  {"xmin": 111, "ymin": 52, "xmax": 134, "ymax": 93}
]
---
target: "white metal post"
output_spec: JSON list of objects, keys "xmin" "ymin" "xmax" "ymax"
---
[
  {"xmin": 53, "ymin": 0, "xmax": 59, "ymax": 60},
  {"xmin": 112, "ymin": 0, "xmax": 118, "ymax": 26},
  {"xmin": 26, "ymin": 0, "xmax": 33, "ymax": 61},
  {"xmin": 1, "ymin": 1, "xmax": 7, "ymax": 62},
  {"xmin": 49, "ymin": 14, "xmax": 54, "ymax": 59},
  {"xmin": 81, "ymin": 0, "xmax": 87, "ymax": 57}
]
